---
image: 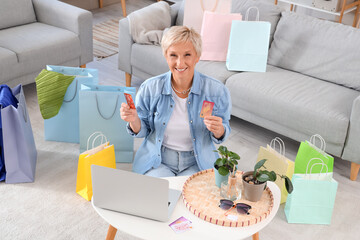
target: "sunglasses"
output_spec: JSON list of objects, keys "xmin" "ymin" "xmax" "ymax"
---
[{"xmin": 219, "ymin": 199, "xmax": 252, "ymax": 216}]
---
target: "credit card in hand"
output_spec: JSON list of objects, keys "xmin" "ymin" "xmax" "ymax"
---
[
  {"xmin": 200, "ymin": 100, "xmax": 214, "ymax": 118},
  {"xmin": 124, "ymin": 93, "xmax": 136, "ymax": 109}
]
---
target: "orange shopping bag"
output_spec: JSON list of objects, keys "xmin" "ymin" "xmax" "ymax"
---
[{"xmin": 76, "ymin": 132, "xmax": 116, "ymax": 201}]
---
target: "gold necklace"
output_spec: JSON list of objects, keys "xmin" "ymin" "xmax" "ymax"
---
[{"xmin": 171, "ymin": 83, "xmax": 191, "ymax": 95}]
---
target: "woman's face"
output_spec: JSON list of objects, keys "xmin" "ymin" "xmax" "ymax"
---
[{"xmin": 165, "ymin": 41, "xmax": 200, "ymax": 84}]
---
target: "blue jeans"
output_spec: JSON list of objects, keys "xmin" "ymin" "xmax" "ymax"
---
[{"xmin": 144, "ymin": 146, "xmax": 200, "ymax": 177}]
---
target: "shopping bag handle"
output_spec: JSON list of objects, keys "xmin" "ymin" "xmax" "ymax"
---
[
  {"xmin": 310, "ymin": 134, "xmax": 325, "ymax": 151},
  {"xmin": 270, "ymin": 137, "xmax": 285, "ymax": 156},
  {"xmin": 63, "ymin": 79, "xmax": 78, "ymax": 103},
  {"xmin": 306, "ymin": 158, "xmax": 328, "ymax": 175},
  {"xmin": 200, "ymin": 0, "xmax": 219, "ymax": 12},
  {"xmin": 87, "ymin": 132, "xmax": 108, "ymax": 150},
  {"xmin": 245, "ymin": 6, "xmax": 260, "ymax": 21},
  {"xmin": 95, "ymin": 94, "xmax": 119, "ymax": 120}
]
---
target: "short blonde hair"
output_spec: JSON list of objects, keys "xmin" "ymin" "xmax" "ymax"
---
[{"xmin": 161, "ymin": 26, "xmax": 202, "ymax": 57}]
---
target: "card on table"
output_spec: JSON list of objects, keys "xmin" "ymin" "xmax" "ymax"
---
[
  {"xmin": 200, "ymin": 100, "xmax": 214, "ymax": 118},
  {"xmin": 169, "ymin": 216, "xmax": 192, "ymax": 234},
  {"xmin": 124, "ymin": 93, "xmax": 136, "ymax": 109}
]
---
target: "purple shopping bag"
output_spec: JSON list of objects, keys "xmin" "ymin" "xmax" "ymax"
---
[{"xmin": 1, "ymin": 85, "xmax": 37, "ymax": 183}]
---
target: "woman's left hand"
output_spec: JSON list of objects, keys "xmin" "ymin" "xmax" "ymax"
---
[{"xmin": 204, "ymin": 116, "xmax": 225, "ymax": 139}]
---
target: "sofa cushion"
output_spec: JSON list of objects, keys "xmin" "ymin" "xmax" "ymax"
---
[
  {"xmin": 131, "ymin": 43, "xmax": 169, "ymax": 76},
  {"xmin": 268, "ymin": 12, "xmax": 360, "ymax": 91},
  {"xmin": 0, "ymin": 22, "xmax": 80, "ymax": 82},
  {"xmin": 196, "ymin": 61, "xmax": 237, "ymax": 84},
  {"xmin": 225, "ymin": 65, "xmax": 359, "ymax": 150},
  {"xmin": 231, "ymin": 0, "xmax": 282, "ymax": 44},
  {"xmin": 0, "ymin": 0, "xmax": 36, "ymax": 30}
]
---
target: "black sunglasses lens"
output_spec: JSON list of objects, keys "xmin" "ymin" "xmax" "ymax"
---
[
  {"xmin": 219, "ymin": 199, "xmax": 233, "ymax": 210},
  {"xmin": 236, "ymin": 205, "xmax": 250, "ymax": 215},
  {"xmin": 236, "ymin": 203, "xmax": 252, "ymax": 209}
]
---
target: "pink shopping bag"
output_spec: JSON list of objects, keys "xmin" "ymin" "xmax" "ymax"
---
[
  {"xmin": 183, "ymin": 0, "xmax": 231, "ymax": 34},
  {"xmin": 201, "ymin": 11, "xmax": 242, "ymax": 61}
]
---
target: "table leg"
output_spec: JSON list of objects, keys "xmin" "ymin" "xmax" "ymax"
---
[
  {"xmin": 252, "ymin": 232, "xmax": 259, "ymax": 240},
  {"xmin": 99, "ymin": 0, "xmax": 103, "ymax": 8},
  {"xmin": 106, "ymin": 225, "xmax": 117, "ymax": 240}
]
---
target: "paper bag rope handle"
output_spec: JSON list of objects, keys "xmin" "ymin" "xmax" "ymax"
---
[
  {"xmin": 63, "ymin": 79, "xmax": 78, "ymax": 103},
  {"xmin": 270, "ymin": 137, "xmax": 285, "ymax": 156},
  {"xmin": 86, "ymin": 132, "xmax": 108, "ymax": 150},
  {"xmin": 306, "ymin": 158, "xmax": 329, "ymax": 175},
  {"xmin": 309, "ymin": 134, "xmax": 326, "ymax": 152},
  {"xmin": 200, "ymin": 0, "xmax": 219, "ymax": 12},
  {"xmin": 245, "ymin": 6, "xmax": 260, "ymax": 21},
  {"xmin": 95, "ymin": 94, "xmax": 119, "ymax": 120}
]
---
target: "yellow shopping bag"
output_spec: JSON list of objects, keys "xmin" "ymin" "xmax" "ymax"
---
[
  {"xmin": 76, "ymin": 132, "xmax": 116, "ymax": 201},
  {"xmin": 256, "ymin": 137, "xmax": 294, "ymax": 203}
]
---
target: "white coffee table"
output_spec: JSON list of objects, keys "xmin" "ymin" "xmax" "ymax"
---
[{"xmin": 92, "ymin": 176, "xmax": 280, "ymax": 240}]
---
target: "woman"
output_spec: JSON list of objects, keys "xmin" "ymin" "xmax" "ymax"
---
[{"xmin": 120, "ymin": 26, "xmax": 231, "ymax": 177}]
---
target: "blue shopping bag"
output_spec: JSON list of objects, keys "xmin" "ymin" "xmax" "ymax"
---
[
  {"xmin": 226, "ymin": 7, "xmax": 271, "ymax": 72},
  {"xmin": 44, "ymin": 66, "xmax": 98, "ymax": 143},
  {"xmin": 0, "ymin": 85, "xmax": 19, "ymax": 181},
  {"xmin": 79, "ymin": 84, "xmax": 136, "ymax": 163},
  {"xmin": 284, "ymin": 159, "xmax": 338, "ymax": 225},
  {"xmin": 2, "ymin": 85, "xmax": 37, "ymax": 183}
]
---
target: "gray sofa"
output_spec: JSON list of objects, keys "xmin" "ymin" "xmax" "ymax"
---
[
  {"xmin": 0, "ymin": 0, "xmax": 93, "ymax": 87},
  {"xmin": 118, "ymin": 0, "xmax": 360, "ymax": 180}
]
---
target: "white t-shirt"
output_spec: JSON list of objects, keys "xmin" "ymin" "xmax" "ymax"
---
[{"xmin": 162, "ymin": 91, "xmax": 193, "ymax": 151}]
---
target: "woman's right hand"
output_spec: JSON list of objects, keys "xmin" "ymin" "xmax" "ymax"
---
[{"xmin": 120, "ymin": 103, "xmax": 141, "ymax": 133}]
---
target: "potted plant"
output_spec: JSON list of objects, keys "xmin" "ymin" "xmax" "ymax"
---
[
  {"xmin": 213, "ymin": 146, "xmax": 240, "ymax": 187},
  {"xmin": 242, "ymin": 159, "xmax": 293, "ymax": 202}
]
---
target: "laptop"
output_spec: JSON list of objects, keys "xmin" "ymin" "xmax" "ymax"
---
[{"xmin": 91, "ymin": 165, "xmax": 182, "ymax": 222}]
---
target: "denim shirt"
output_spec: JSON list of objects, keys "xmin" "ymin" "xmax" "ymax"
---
[{"xmin": 127, "ymin": 70, "xmax": 231, "ymax": 174}]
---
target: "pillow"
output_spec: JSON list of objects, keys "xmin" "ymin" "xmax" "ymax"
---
[
  {"xmin": 268, "ymin": 12, "xmax": 360, "ymax": 90},
  {"xmin": 0, "ymin": 0, "xmax": 37, "ymax": 30},
  {"xmin": 175, "ymin": 0, "xmax": 185, "ymax": 26},
  {"xmin": 231, "ymin": 0, "xmax": 282, "ymax": 44}
]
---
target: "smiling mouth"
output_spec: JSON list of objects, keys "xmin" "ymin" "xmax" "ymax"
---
[{"xmin": 175, "ymin": 68, "xmax": 187, "ymax": 72}]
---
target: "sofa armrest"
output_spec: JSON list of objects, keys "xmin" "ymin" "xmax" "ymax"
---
[
  {"xmin": 342, "ymin": 94, "xmax": 360, "ymax": 164},
  {"xmin": 118, "ymin": 2, "xmax": 180, "ymax": 75},
  {"xmin": 118, "ymin": 17, "xmax": 134, "ymax": 74},
  {"xmin": 32, "ymin": 0, "xmax": 93, "ymax": 65}
]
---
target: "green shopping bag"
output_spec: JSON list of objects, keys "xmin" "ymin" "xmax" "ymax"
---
[
  {"xmin": 284, "ymin": 159, "xmax": 338, "ymax": 225},
  {"xmin": 294, "ymin": 134, "xmax": 334, "ymax": 174}
]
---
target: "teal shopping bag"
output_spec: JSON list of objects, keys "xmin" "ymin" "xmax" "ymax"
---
[
  {"xmin": 284, "ymin": 173, "xmax": 338, "ymax": 225},
  {"xmin": 79, "ymin": 84, "xmax": 136, "ymax": 163},
  {"xmin": 43, "ymin": 66, "xmax": 98, "ymax": 143},
  {"xmin": 294, "ymin": 134, "xmax": 334, "ymax": 174},
  {"xmin": 226, "ymin": 7, "xmax": 270, "ymax": 72}
]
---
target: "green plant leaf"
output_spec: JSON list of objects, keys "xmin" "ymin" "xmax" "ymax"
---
[
  {"xmin": 218, "ymin": 166, "xmax": 229, "ymax": 176},
  {"xmin": 257, "ymin": 173, "xmax": 270, "ymax": 182},
  {"xmin": 214, "ymin": 158, "xmax": 222, "ymax": 166},
  {"xmin": 254, "ymin": 159, "xmax": 266, "ymax": 173},
  {"xmin": 217, "ymin": 146, "xmax": 227, "ymax": 157},
  {"xmin": 229, "ymin": 151, "xmax": 240, "ymax": 160},
  {"xmin": 268, "ymin": 171, "xmax": 277, "ymax": 181},
  {"xmin": 230, "ymin": 159, "xmax": 238, "ymax": 166},
  {"xmin": 284, "ymin": 176, "xmax": 293, "ymax": 194}
]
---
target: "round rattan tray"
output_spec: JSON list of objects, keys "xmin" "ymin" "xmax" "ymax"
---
[{"xmin": 182, "ymin": 169, "xmax": 274, "ymax": 227}]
